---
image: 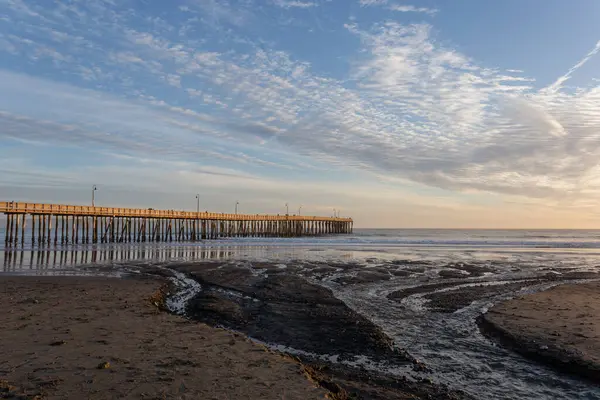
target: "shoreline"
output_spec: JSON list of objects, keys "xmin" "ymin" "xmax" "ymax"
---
[
  {"xmin": 478, "ymin": 281, "xmax": 600, "ymax": 383},
  {"xmin": 0, "ymin": 275, "xmax": 327, "ymax": 399},
  {"xmin": 0, "ymin": 270, "xmax": 472, "ymax": 400}
]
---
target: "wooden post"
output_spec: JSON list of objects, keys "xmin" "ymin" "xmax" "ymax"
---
[
  {"xmin": 54, "ymin": 215, "xmax": 58, "ymax": 245},
  {"xmin": 156, "ymin": 219, "xmax": 160, "ymax": 242},
  {"xmin": 4, "ymin": 214, "xmax": 9, "ymax": 245},
  {"xmin": 41, "ymin": 214, "xmax": 46, "ymax": 245},
  {"xmin": 74, "ymin": 215, "xmax": 78, "ymax": 242},
  {"xmin": 21, "ymin": 214, "xmax": 26, "ymax": 246},
  {"xmin": 115, "ymin": 217, "xmax": 121, "ymax": 242},
  {"xmin": 13, "ymin": 213, "xmax": 20, "ymax": 245},
  {"xmin": 121, "ymin": 218, "xmax": 125, "ymax": 242},
  {"xmin": 71, "ymin": 215, "xmax": 76, "ymax": 244},
  {"xmin": 61, "ymin": 216, "xmax": 66, "ymax": 244},
  {"xmin": 47, "ymin": 214, "xmax": 52, "ymax": 245},
  {"xmin": 102, "ymin": 218, "xmax": 112, "ymax": 243},
  {"xmin": 110, "ymin": 216, "xmax": 115, "ymax": 242}
]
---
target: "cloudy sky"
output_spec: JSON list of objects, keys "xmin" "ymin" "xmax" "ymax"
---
[{"xmin": 1, "ymin": 0, "xmax": 600, "ymax": 228}]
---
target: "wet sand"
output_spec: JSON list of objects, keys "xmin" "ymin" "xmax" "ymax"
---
[
  {"xmin": 479, "ymin": 281, "xmax": 600, "ymax": 382},
  {"xmin": 0, "ymin": 276, "xmax": 327, "ymax": 399}
]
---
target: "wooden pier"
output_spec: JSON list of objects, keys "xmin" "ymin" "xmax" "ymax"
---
[{"xmin": 1, "ymin": 201, "xmax": 353, "ymax": 246}]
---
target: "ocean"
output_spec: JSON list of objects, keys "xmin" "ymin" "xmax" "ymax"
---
[{"xmin": 2, "ymin": 228, "xmax": 600, "ymax": 399}]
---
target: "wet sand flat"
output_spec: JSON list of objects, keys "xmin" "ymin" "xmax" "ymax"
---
[
  {"xmin": 0, "ymin": 276, "xmax": 326, "ymax": 399},
  {"xmin": 479, "ymin": 281, "xmax": 600, "ymax": 382},
  {"xmin": 178, "ymin": 262, "xmax": 472, "ymax": 400}
]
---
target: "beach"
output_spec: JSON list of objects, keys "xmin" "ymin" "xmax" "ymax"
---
[
  {"xmin": 2, "ymin": 229, "xmax": 600, "ymax": 399},
  {"xmin": 0, "ymin": 272, "xmax": 472, "ymax": 400},
  {"xmin": 0, "ymin": 276, "xmax": 327, "ymax": 399},
  {"xmin": 479, "ymin": 281, "xmax": 600, "ymax": 383}
]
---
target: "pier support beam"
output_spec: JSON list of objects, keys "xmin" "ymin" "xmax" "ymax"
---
[{"xmin": 2, "ymin": 202, "xmax": 353, "ymax": 244}]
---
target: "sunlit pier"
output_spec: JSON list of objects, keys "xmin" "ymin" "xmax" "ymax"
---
[{"xmin": 1, "ymin": 201, "xmax": 353, "ymax": 246}]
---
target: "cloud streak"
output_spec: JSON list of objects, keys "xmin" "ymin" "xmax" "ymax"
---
[
  {"xmin": 271, "ymin": 0, "xmax": 317, "ymax": 8},
  {"xmin": 389, "ymin": 4, "xmax": 438, "ymax": 15},
  {"xmin": 544, "ymin": 40, "xmax": 600, "ymax": 93}
]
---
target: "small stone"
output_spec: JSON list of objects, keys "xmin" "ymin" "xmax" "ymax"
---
[
  {"xmin": 97, "ymin": 362, "xmax": 111, "ymax": 369},
  {"xmin": 50, "ymin": 340, "xmax": 67, "ymax": 346}
]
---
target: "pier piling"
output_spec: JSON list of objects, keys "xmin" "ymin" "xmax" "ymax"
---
[{"xmin": 1, "ymin": 201, "xmax": 353, "ymax": 247}]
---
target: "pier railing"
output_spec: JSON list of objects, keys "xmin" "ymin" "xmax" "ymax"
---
[
  {"xmin": 1, "ymin": 201, "xmax": 353, "ymax": 246},
  {"xmin": 0, "ymin": 201, "xmax": 351, "ymax": 222}
]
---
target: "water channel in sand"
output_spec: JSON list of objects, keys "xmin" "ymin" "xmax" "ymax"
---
[{"xmin": 2, "ymin": 229, "xmax": 600, "ymax": 399}]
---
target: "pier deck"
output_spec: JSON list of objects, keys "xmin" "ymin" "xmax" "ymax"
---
[{"xmin": 1, "ymin": 201, "xmax": 353, "ymax": 246}]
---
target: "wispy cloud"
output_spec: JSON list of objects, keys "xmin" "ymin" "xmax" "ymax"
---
[
  {"xmin": 543, "ymin": 40, "xmax": 600, "ymax": 93},
  {"xmin": 271, "ymin": 0, "xmax": 317, "ymax": 8},
  {"xmin": 389, "ymin": 4, "xmax": 438, "ymax": 15},
  {"xmin": 359, "ymin": 0, "xmax": 388, "ymax": 6}
]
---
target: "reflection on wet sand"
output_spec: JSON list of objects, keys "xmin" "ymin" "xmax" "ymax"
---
[
  {"xmin": 1, "ymin": 244, "xmax": 357, "ymax": 273},
  {"xmin": 2, "ymin": 246, "xmax": 265, "ymax": 272}
]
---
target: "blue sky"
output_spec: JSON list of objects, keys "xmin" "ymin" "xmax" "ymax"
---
[{"xmin": 1, "ymin": 0, "xmax": 600, "ymax": 228}]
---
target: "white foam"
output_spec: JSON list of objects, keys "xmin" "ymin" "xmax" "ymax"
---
[
  {"xmin": 164, "ymin": 269, "xmax": 202, "ymax": 315},
  {"xmin": 253, "ymin": 340, "xmax": 415, "ymax": 377}
]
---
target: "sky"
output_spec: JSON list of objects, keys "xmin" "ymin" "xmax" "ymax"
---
[{"xmin": 1, "ymin": 0, "xmax": 600, "ymax": 228}]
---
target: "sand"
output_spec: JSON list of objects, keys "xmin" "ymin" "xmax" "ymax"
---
[
  {"xmin": 479, "ymin": 281, "xmax": 600, "ymax": 382},
  {"xmin": 0, "ymin": 276, "xmax": 327, "ymax": 399}
]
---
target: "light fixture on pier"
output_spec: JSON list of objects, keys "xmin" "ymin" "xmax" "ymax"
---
[{"xmin": 92, "ymin": 185, "xmax": 97, "ymax": 207}]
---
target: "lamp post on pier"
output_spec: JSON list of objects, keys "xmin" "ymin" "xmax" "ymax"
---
[
  {"xmin": 235, "ymin": 201, "xmax": 239, "ymax": 214},
  {"xmin": 92, "ymin": 185, "xmax": 97, "ymax": 207},
  {"xmin": 333, "ymin": 208, "xmax": 336, "ymax": 218},
  {"xmin": 298, "ymin": 205, "xmax": 302, "ymax": 216},
  {"xmin": 285, "ymin": 203, "xmax": 289, "ymax": 215},
  {"xmin": 195, "ymin": 194, "xmax": 200, "ymax": 213}
]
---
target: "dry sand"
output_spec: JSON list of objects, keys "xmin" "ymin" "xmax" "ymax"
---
[
  {"xmin": 479, "ymin": 281, "xmax": 600, "ymax": 382},
  {"xmin": 0, "ymin": 276, "xmax": 327, "ymax": 399}
]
